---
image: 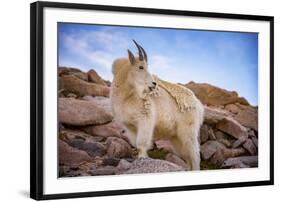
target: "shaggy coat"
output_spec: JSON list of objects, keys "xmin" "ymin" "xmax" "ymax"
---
[{"xmin": 110, "ymin": 46, "xmax": 204, "ymax": 170}]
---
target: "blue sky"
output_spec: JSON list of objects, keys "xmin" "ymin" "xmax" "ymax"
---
[{"xmin": 58, "ymin": 23, "xmax": 258, "ymax": 105}]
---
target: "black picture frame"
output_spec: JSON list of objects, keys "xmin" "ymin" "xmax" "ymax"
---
[{"xmin": 30, "ymin": 1, "xmax": 274, "ymax": 200}]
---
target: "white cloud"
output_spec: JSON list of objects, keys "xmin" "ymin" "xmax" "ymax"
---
[
  {"xmin": 60, "ymin": 28, "xmax": 131, "ymax": 75},
  {"xmin": 149, "ymin": 55, "xmax": 172, "ymax": 70}
]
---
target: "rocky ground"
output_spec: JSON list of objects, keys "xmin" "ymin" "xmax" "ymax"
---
[{"xmin": 58, "ymin": 66, "xmax": 258, "ymax": 177}]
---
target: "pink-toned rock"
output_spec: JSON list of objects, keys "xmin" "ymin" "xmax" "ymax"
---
[
  {"xmin": 243, "ymin": 139, "xmax": 257, "ymax": 155},
  {"xmin": 215, "ymin": 131, "xmax": 234, "ymax": 147},
  {"xmin": 210, "ymin": 147, "xmax": 247, "ymax": 167},
  {"xmin": 225, "ymin": 104, "xmax": 240, "ymax": 114},
  {"xmin": 155, "ymin": 139, "xmax": 177, "ymax": 154},
  {"xmin": 116, "ymin": 158, "xmax": 184, "ymax": 174},
  {"xmin": 61, "ymin": 130, "xmax": 106, "ymax": 157},
  {"xmin": 58, "ymin": 66, "xmax": 81, "ymax": 76},
  {"xmin": 81, "ymin": 96, "xmax": 112, "ymax": 116},
  {"xmin": 59, "ymin": 98, "xmax": 113, "ymax": 126},
  {"xmin": 216, "ymin": 117, "xmax": 248, "ymax": 139},
  {"xmin": 200, "ymin": 140, "xmax": 225, "ymax": 160},
  {"xmin": 185, "ymin": 81, "xmax": 249, "ymax": 106},
  {"xmin": 165, "ymin": 153, "xmax": 187, "ymax": 169},
  {"xmin": 59, "ymin": 140, "xmax": 92, "ymax": 166},
  {"xmin": 87, "ymin": 69, "xmax": 107, "ymax": 85},
  {"xmin": 105, "ymin": 137, "xmax": 133, "ymax": 158},
  {"xmin": 83, "ymin": 121, "xmax": 128, "ymax": 140},
  {"xmin": 72, "ymin": 72, "xmax": 88, "ymax": 81},
  {"xmin": 204, "ymin": 106, "xmax": 230, "ymax": 124},
  {"xmin": 251, "ymin": 136, "xmax": 258, "ymax": 148},
  {"xmin": 234, "ymin": 104, "xmax": 258, "ymax": 131},
  {"xmin": 232, "ymin": 136, "xmax": 247, "ymax": 148},
  {"xmin": 200, "ymin": 124, "xmax": 210, "ymax": 144},
  {"xmin": 222, "ymin": 156, "xmax": 258, "ymax": 168},
  {"xmin": 61, "ymin": 74, "xmax": 109, "ymax": 97}
]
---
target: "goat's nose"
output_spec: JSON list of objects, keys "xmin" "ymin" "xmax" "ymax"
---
[{"xmin": 152, "ymin": 82, "xmax": 156, "ymax": 86}]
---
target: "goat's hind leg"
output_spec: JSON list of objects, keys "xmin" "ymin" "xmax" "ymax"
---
[{"xmin": 176, "ymin": 124, "xmax": 200, "ymax": 170}]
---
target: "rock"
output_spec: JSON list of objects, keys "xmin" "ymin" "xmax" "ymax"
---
[
  {"xmin": 58, "ymin": 66, "xmax": 81, "ymax": 76},
  {"xmin": 234, "ymin": 104, "xmax": 258, "ymax": 131},
  {"xmin": 243, "ymin": 139, "xmax": 257, "ymax": 155},
  {"xmin": 104, "ymin": 80, "xmax": 111, "ymax": 87},
  {"xmin": 65, "ymin": 92, "xmax": 77, "ymax": 98},
  {"xmin": 200, "ymin": 140, "xmax": 225, "ymax": 160},
  {"xmin": 116, "ymin": 159, "xmax": 132, "ymax": 173},
  {"xmin": 83, "ymin": 121, "xmax": 126, "ymax": 139},
  {"xmin": 59, "ymin": 165, "xmax": 91, "ymax": 177},
  {"xmin": 208, "ymin": 128, "xmax": 216, "ymax": 140},
  {"xmin": 61, "ymin": 74, "xmax": 109, "ymax": 97},
  {"xmin": 67, "ymin": 138, "xmax": 106, "ymax": 157},
  {"xmin": 116, "ymin": 158, "xmax": 185, "ymax": 174},
  {"xmin": 185, "ymin": 81, "xmax": 249, "ymax": 106},
  {"xmin": 89, "ymin": 166, "xmax": 116, "ymax": 175},
  {"xmin": 217, "ymin": 139, "xmax": 232, "ymax": 147},
  {"xmin": 59, "ymin": 140, "xmax": 92, "ymax": 166},
  {"xmin": 248, "ymin": 130, "xmax": 256, "ymax": 137},
  {"xmin": 225, "ymin": 104, "xmax": 240, "ymax": 114},
  {"xmin": 204, "ymin": 106, "xmax": 230, "ymax": 124},
  {"xmin": 232, "ymin": 136, "xmax": 247, "ymax": 148},
  {"xmin": 251, "ymin": 136, "xmax": 258, "ymax": 148},
  {"xmin": 222, "ymin": 156, "xmax": 258, "ymax": 168},
  {"xmin": 165, "ymin": 153, "xmax": 187, "ymax": 168},
  {"xmin": 155, "ymin": 139, "xmax": 177, "ymax": 154},
  {"xmin": 59, "ymin": 98, "xmax": 113, "ymax": 126},
  {"xmin": 215, "ymin": 130, "xmax": 229, "ymax": 140},
  {"xmin": 216, "ymin": 117, "xmax": 248, "ymax": 139},
  {"xmin": 102, "ymin": 157, "xmax": 120, "ymax": 166},
  {"xmin": 106, "ymin": 137, "xmax": 133, "ymax": 158},
  {"xmin": 215, "ymin": 131, "xmax": 234, "ymax": 147},
  {"xmin": 210, "ymin": 147, "xmax": 247, "ymax": 167},
  {"xmin": 72, "ymin": 72, "xmax": 88, "ymax": 81},
  {"xmin": 60, "ymin": 129, "xmax": 104, "ymax": 142},
  {"xmin": 81, "ymin": 96, "xmax": 112, "ymax": 116},
  {"xmin": 200, "ymin": 124, "xmax": 210, "ymax": 144},
  {"xmin": 87, "ymin": 69, "xmax": 107, "ymax": 85}
]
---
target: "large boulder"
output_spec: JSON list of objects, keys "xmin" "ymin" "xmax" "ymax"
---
[
  {"xmin": 83, "ymin": 121, "xmax": 123, "ymax": 138},
  {"xmin": 81, "ymin": 96, "xmax": 112, "ymax": 116},
  {"xmin": 61, "ymin": 74, "xmax": 109, "ymax": 97},
  {"xmin": 87, "ymin": 69, "xmax": 107, "ymax": 85},
  {"xmin": 116, "ymin": 158, "xmax": 185, "ymax": 174},
  {"xmin": 58, "ymin": 66, "xmax": 82, "ymax": 76},
  {"xmin": 59, "ymin": 98, "xmax": 113, "ymax": 126},
  {"xmin": 204, "ymin": 106, "xmax": 230, "ymax": 124},
  {"xmin": 216, "ymin": 117, "xmax": 248, "ymax": 139},
  {"xmin": 185, "ymin": 81, "xmax": 249, "ymax": 106},
  {"xmin": 234, "ymin": 104, "xmax": 258, "ymax": 131}
]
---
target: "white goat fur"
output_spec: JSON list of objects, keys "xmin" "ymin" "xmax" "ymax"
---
[{"xmin": 110, "ymin": 57, "xmax": 204, "ymax": 170}]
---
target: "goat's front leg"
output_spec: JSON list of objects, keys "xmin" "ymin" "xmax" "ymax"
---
[{"xmin": 136, "ymin": 119, "xmax": 155, "ymax": 158}]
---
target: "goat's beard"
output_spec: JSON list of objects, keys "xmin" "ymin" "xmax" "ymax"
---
[{"xmin": 135, "ymin": 83, "xmax": 160, "ymax": 100}]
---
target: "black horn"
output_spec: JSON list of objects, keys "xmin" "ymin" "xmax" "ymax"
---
[
  {"xmin": 133, "ymin": 40, "xmax": 144, "ymax": 61},
  {"xmin": 140, "ymin": 46, "xmax": 147, "ymax": 62}
]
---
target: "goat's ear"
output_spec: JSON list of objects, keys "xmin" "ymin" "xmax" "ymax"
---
[{"xmin": 128, "ymin": 49, "xmax": 136, "ymax": 65}]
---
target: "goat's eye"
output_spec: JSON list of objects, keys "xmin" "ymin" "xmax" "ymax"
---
[{"xmin": 139, "ymin": 66, "xmax": 144, "ymax": 70}]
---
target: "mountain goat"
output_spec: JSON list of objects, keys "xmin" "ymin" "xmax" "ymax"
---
[{"xmin": 110, "ymin": 40, "xmax": 204, "ymax": 170}]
